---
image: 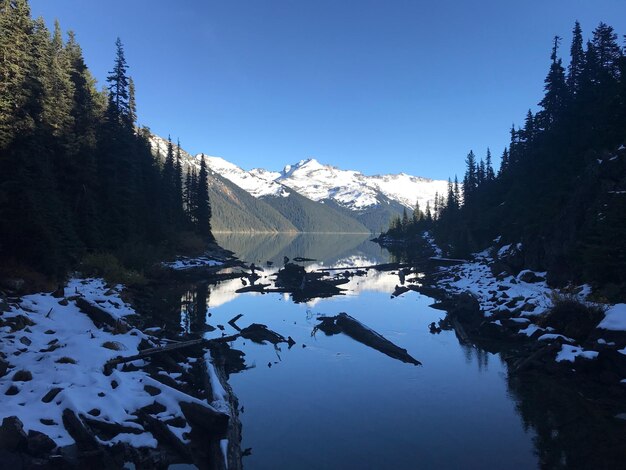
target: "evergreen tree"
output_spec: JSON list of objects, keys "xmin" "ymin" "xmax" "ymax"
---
[
  {"xmin": 0, "ymin": 0, "xmax": 33, "ymax": 147},
  {"xmin": 412, "ymin": 200, "xmax": 422, "ymax": 224},
  {"xmin": 592, "ymin": 22, "xmax": 621, "ymax": 80},
  {"xmin": 499, "ymin": 148, "xmax": 509, "ymax": 176},
  {"xmin": 567, "ymin": 21, "xmax": 585, "ymax": 94},
  {"xmin": 195, "ymin": 155, "xmax": 213, "ymax": 239},
  {"xmin": 425, "ymin": 201, "xmax": 432, "ymax": 222},
  {"xmin": 538, "ymin": 36, "xmax": 567, "ymax": 128},
  {"xmin": 106, "ymin": 37, "xmax": 130, "ymax": 123},
  {"xmin": 463, "ymin": 150, "xmax": 477, "ymax": 202},
  {"xmin": 128, "ymin": 76, "xmax": 137, "ymax": 126},
  {"xmin": 175, "ymin": 139, "xmax": 184, "ymax": 219},
  {"xmin": 401, "ymin": 207, "xmax": 409, "ymax": 230},
  {"xmin": 485, "ymin": 148, "xmax": 495, "ymax": 181},
  {"xmin": 477, "ymin": 159, "xmax": 485, "ymax": 186}
]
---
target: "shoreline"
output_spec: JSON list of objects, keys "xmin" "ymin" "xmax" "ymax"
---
[{"xmin": 0, "ymin": 247, "xmax": 244, "ymax": 469}]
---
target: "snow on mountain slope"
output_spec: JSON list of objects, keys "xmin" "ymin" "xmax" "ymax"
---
[
  {"xmin": 149, "ymin": 134, "xmax": 288, "ymax": 198},
  {"xmin": 149, "ymin": 134, "xmax": 447, "ymax": 214},
  {"xmin": 265, "ymin": 158, "xmax": 448, "ymax": 211},
  {"xmin": 203, "ymin": 156, "xmax": 289, "ymax": 198}
]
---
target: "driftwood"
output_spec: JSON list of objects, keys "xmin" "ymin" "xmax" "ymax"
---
[
  {"xmin": 105, "ymin": 335, "xmax": 240, "ymax": 370},
  {"xmin": 314, "ymin": 313, "xmax": 421, "ymax": 365},
  {"xmin": 235, "ymin": 283, "xmax": 270, "ymax": 294},
  {"xmin": 316, "ymin": 262, "xmax": 413, "ymax": 273},
  {"xmin": 240, "ymin": 323, "xmax": 287, "ymax": 345},
  {"xmin": 227, "ymin": 314, "xmax": 244, "ymax": 331}
]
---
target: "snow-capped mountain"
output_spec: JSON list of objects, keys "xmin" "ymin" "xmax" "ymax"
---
[
  {"xmin": 148, "ymin": 134, "xmax": 446, "ymax": 232},
  {"xmin": 266, "ymin": 158, "xmax": 448, "ymax": 212}
]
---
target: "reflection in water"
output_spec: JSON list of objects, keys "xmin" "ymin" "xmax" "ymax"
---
[
  {"xmin": 135, "ymin": 234, "xmax": 626, "ymax": 469},
  {"xmin": 179, "ymin": 283, "xmax": 210, "ymax": 335},
  {"xmin": 506, "ymin": 371, "xmax": 626, "ymax": 469},
  {"xmin": 214, "ymin": 232, "xmax": 386, "ymax": 267}
]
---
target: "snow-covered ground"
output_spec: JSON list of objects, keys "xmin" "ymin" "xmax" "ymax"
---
[
  {"xmin": 428, "ymin": 236, "xmax": 625, "ymax": 368},
  {"xmin": 0, "ymin": 278, "xmax": 226, "ymax": 454},
  {"xmin": 163, "ymin": 256, "xmax": 224, "ymax": 271}
]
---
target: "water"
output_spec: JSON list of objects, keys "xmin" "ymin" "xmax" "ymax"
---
[{"xmin": 203, "ymin": 233, "xmax": 538, "ymax": 469}]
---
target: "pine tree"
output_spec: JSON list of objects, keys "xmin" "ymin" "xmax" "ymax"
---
[
  {"xmin": 175, "ymin": 139, "xmax": 184, "ymax": 219},
  {"xmin": 485, "ymin": 148, "xmax": 495, "ymax": 181},
  {"xmin": 401, "ymin": 208, "xmax": 409, "ymax": 231},
  {"xmin": 538, "ymin": 36, "xmax": 567, "ymax": 128},
  {"xmin": 499, "ymin": 148, "xmax": 509, "ymax": 176},
  {"xmin": 477, "ymin": 159, "xmax": 485, "ymax": 186},
  {"xmin": 412, "ymin": 200, "xmax": 422, "ymax": 224},
  {"xmin": 128, "ymin": 76, "xmax": 137, "ymax": 126},
  {"xmin": 0, "ymin": 0, "xmax": 34, "ymax": 147},
  {"xmin": 592, "ymin": 22, "xmax": 621, "ymax": 80},
  {"xmin": 106, "ymin": 38, "xmax": 130, "ymax": 123},
  {"xmin": 463, "ymin": 150, "xmax": 477, "ymax": 202},
  {"xmin": 567, "ymin": 21, "xmax": 585, "ymax": 94},
  {"xmin": 425, "ymin": 201, "xmax": 432, "ymax": 222},
  {"xmin": 195, "ymin": 155, "xmax": 213, "ymax": 239}
]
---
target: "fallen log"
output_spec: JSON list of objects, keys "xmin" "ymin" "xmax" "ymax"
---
[
  {"xmin": 105, "ymin": 335, "xmax": 240, "ymax": 370},
  {"xmin": 235, "ymin": 283, "xmax": 270, "ymax": 294},
  {"xmin": 240, "ymin": 323, "xmax": 287, "ymax": 345},
  {"xmin": 314, "ymin": 313, "xmax": 421, "ymax": 365},
  {"xmin": 316, "ymin": 262, "xmax": 413, "ymax": 272},
  {"xmin": 227, "ymin": 314, "xmax": 244, "ymax": 331}
]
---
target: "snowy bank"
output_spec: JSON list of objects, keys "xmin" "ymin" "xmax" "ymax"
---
[{"xmin": 0, "ymin": 278, "xmax": 229, "ymax": 466}]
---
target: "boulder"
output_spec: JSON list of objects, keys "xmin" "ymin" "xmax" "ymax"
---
[
  {"xmin": 0, "ymin": 416, "xmax": 27, "ymax": 452},
  {"xmin": 518, "ymin": 270, "xmax": 545, "ymax": 283},
  {"xmin": 26, "ymin": 430, "xmax": 56, "ymax": 456}
]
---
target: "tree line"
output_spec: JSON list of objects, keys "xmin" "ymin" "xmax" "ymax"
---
[
  {"xmin": 387, "ymin": 21, "xmax": 626, "ymax": 287},
  {"xmin": 0, "ymin": 0, "xmax": 213, "ymax": 278}
]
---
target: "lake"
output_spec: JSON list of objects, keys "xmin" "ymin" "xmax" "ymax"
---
[{"xmin": 200, "ymin": 233, "xmax": 539, "ymax": 469}]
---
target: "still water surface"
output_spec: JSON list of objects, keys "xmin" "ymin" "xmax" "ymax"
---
[{"xmin": 201, "ymin": 234, "xmax": 538, "ymax": 469}]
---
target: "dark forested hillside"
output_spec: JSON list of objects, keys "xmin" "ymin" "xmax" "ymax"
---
[
  {"xmin": 387, "ymin": 21, "xmax": 626, "ymax": 291},
  {"xmin": 261, "ymin": 189, "xmax": 370, "ymax": 233},
  {"xmin": 0, "ymin": 1, "xmax": 213, "ymax": 279}
]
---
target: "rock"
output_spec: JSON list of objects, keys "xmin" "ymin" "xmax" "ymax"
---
[
  {"xmin": 19, "ymin": 336, "xmax": 31, "ymax": 346},
  {"xmin": 140, "ymin": 401, "xmax": 167, "ymax": 415},
  {"xmin": 5, "ymin": 385, "xmax": 19, "ymax": 395},
  {"xmin": 496, "ymin": 243, "xmax": 525, "ymax": 274},
  {"xmin": 0, "ymin": 416, "xmax": 27, "ymax": 452},
  {"xmin": 144, "ymin": 385, "xmax": 161, "ymax": 396},
  {"xmin": 26, "ymin": 430, "xmax": 56, "ymax": 456},
  {"xmin": 51, "ymin": 285, "xmax": 65, "ymax": 299},
  {"xmin": 0, "ymin": 357, "xmax": 9, "ymax": 377},
  {"xmin": 5, "ymin": 315, "xmax": 34, "ymax": 332},
  {"xmin": 61, "ymin": 409, "xmax": 99, "ymax": 451},
  {"xmin": 518, "ymin": 270, "xmax": 545, "ymax": 283},
  {"xmin": 12, "ymin": 370, "xmax": 32, "ymax": 382}
]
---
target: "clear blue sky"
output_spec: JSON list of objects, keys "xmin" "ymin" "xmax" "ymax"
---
[{"xmin": 30, "ymin": 0, "xmax": 626, "ymax": 180}]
